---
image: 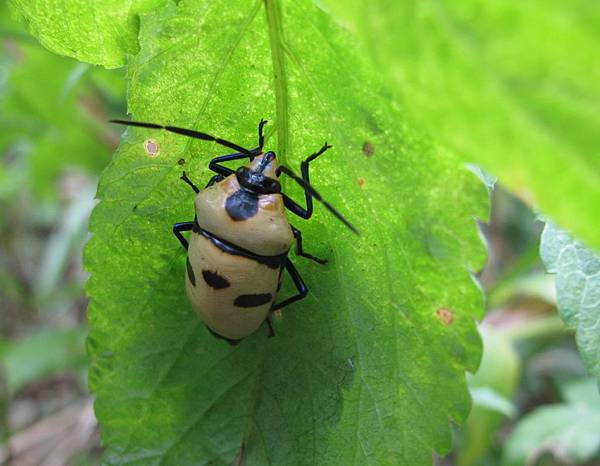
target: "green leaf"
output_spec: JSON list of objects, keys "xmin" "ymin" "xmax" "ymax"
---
[
  {"xmin": 86, "ymin": 1, "xmax": 488, "ymax": 464},
  {"xmin": 560, "ymin": 377, "xmax": 600, "ymax": 408},
  {"xmin": 540, "ymin": 223, "xmax": 600, "ymax": 384},
  {"xmin": 0, "ymin": 328, "xmax": 88, "ymax": 394},
  {"xmin": 322, "ymin": 0, "xmax": 600, "ymax": 253},
  {"xmin": 7, "ymin": 0, "xmax": 167, "ymax": 68},
  {"xmin": 469, "ymin": 387, "xmax": 516, "ymax": 418},
  {"xmin": 0, "ymin": 5, "xmax": 122, "ymax": 200},
  {"xmin": 503, "ymin": 378, "xmax": 600, "ymax": 466}
]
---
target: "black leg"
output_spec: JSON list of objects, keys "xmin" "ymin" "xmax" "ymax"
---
[
  {"xmin": 173, "ymin": 222, "xmax": 193, "ymax": 250},
  {"xmin": 180, "ymin": 172, "xmax": 200, "ymax": 193},
  {"xmin": 271, "ymin": 259, "xmax": 308, "ymax": 311},
  {"xmin": 281, "ymin": 142, "xmax": 331, "ymax": 219},
  {"xmin": 292, "ymin": 226, "xmax": 327, "ymax": 264},
  {"xmin": 265, "ymin": 315, "xmax": 275, "ymax": 337},
  {"xmin": 279, "ymin": 164, "xmax": 359, "ymax": 235},
  {"xmin": 258, "ymin": 119, "xmax": 268, "ymax": 150},
  {"xmin": 204, "ymin": 174, "xmax": 224, "ymax": 188},
  {"xmin": 208, "ymin": 147, "xmax": 261, "ymax": 177}
]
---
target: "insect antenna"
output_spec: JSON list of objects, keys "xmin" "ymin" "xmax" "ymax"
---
[
  {"xmin": 109, "ymin": 119, "xmax": 254, "ymax": 156},
  {"xmin": 278, "ymin": 165, "xmax": 359, "ymax": 235}
]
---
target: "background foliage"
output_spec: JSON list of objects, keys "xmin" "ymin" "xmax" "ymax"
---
[
  {"xmin": 1, "ymin": 1, "xmax": 598, "ymax": 465},
  {"xmin": 541, "ymin": 224, "xmax": 600, "ymax": 384},
  {"xmin": 324, "ymin": 0, "xmax": 600, "ymax": 254},
  {"xmin": 0, "ymin": 2, "xmax": 123, "ymax": 462}
]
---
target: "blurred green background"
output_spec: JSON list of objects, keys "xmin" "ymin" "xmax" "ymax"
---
[
  {"xmin": 0, "ymin": 3, "xmax": 598, "ymax": 466},
  {"xmin": 0, "ymin": 4, "xmax": 124, "ymax": 463}
]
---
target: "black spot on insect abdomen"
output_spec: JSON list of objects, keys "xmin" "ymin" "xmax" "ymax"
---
[
  {"xmin": 225, "ymin": 189, "xmax": 259, "ymax": 221},
  {"xmin": 202, "ymin": 270, "xmax": 230, "ymax": 289},
  {"xmin": 234, "ymin": 293, "xmax": 272, "ymax": 308},
  {"xmin": 186, "ymin": 257, "xmax": 196, "ymax": 286}
]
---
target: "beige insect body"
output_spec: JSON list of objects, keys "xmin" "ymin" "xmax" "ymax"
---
[
  {"xmin": 194, "ymin": 169, "xmax": 293, "ymax": 256},
  {"xmin": 109, "ymin": 117, "xmax": 357, "ymax": 345},
  {"xmin": 186, "ymin": 156, "xmax": 293, "ymax": 339}
]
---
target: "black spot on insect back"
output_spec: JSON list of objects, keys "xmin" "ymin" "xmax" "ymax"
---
[
  {"xmin": 225, "ymin": 189, "xmax": 259, "ymax": 221},
  {"xmin": 234, "ymin": 293, "xmax": 272, "ymax": 308},
  {"xmin": 202, "ymin": 270, "xmax": 230, "ymax": 289},
  {"xmin": 186, "ymin": 258, "xmax": 196, "ymax": 286}
]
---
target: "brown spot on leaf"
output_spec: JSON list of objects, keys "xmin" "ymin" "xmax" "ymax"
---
[
  {"xmin": 177, "ymin": 158, "xmax": 185, "ymax": 165},
  {"xmin": 357, "ymin": 177, "xmax": 365, "ymax": 188},
  {"xmin": 436, "ymin": 308, "xmax": 454, "ymax": 325},
  {"xmin": 144, "ymin": 139, "xmax": 159, "ymax": 157},
  {"xmin": 362, "ymin": 141, "xmax": 374, "ymax": 157}
]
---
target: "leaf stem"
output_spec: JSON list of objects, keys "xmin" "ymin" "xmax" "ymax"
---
[{"xmin": 264, "ymin": 0, "xmax": 289, "ymax": 164}]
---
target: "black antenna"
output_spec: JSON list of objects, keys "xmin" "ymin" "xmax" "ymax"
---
[
  {"xmin": 109, "ymin": 119, "xmax": 254, "ymax": 156},
  {"xmin": 278, "ymin": 165, "xmax": 359, "ymax": 235}
]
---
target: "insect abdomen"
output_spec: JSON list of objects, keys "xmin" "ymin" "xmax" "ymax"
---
[{"xmin": 185, "ymin": 232, "xmax": 284, "ymax": 340}]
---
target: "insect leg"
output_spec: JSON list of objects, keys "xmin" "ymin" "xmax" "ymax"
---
[
  {"xmin": 291, "ymin": 225, "xmax": 327, "ymax": 264},
  {"xmin": 280, "ymin": 165, "xmax": 359, "ymax": 235},
  {"xmin": 265, "ymin": 315, "xmax": 276, "ymax": 337},
  {"xmin": 270, "ymin": 259, "xmax": 308, "ymax": 311},
  {"xmin": 180, "ymin": 172, "xmax": 200, "ymax": 193},
  {"xmin": 258, "ymin": 119, "xmax": 268, "ymax": 150},
  {"xmin": 173, "ymin": 222, "xmax": 194, "ymax": 250},
  {"xmin": 204, "ymin": 174, "xmax": 224, "ymax": 188},
  {"xmin": 282, "ymin": 194, "xmax": 309, "ymax": 219},
  {"xmin": 208, "ymin": 147, "xmax": 261, "ymax": 176},
  {"xmin": 281, "ymin": 142, "xmax": 332, "ymax": 220}
]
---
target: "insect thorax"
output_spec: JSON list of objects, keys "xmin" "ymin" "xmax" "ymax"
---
[{"xmin": 194, "ymin": 175, "xmax": 293, "ymax": 256}]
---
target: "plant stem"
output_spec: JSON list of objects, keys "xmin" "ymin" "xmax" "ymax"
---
[{"xmin": 264, "ymin": 0, "xmax": 289, "ymax": 164}]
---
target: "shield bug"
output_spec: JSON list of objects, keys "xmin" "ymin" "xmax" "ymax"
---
[{"xmin": 111, "ymin": 118, "xmax": 358, "ymax": 344}]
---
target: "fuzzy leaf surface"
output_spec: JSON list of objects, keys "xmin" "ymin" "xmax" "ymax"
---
[
  {"xmin": 324, "ymin": 0, "xmax": 600, "ymax": 252},
  {"xmin": 7, "ymin": 0, "xmax": 166, "ymax": 68},
  {"xmin": 541, "ymin": 223, "xmax": 600, "ymax": 383},
  {"xmin": 86, "ymin": 1, "xmax": 488, "ymax": 464}
]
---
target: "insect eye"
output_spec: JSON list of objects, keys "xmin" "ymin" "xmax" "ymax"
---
[{"xmin": 275, "ymin": 167, "xmax": 282, "ymax": 177}]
